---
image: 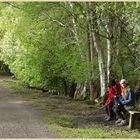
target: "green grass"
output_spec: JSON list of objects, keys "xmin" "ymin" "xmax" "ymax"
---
[
  {"xmin": 2, "ymin": 80, "xmax": 140, "ymax": 138},
  {"xmin": 49, "ymin": 125, "xmax": 140, "ymax": 138}
]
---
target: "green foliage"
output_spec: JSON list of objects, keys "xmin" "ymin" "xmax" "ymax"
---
[
  {"xmin": 0, "ymin": 2, "xmax": 139, "ymax": 95},
  {"xmin": 0, "ymin": 3, "xmax": 90, "ymax": 94}
]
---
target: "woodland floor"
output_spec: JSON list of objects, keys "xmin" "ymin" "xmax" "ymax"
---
[
  {"xmin": 41, "ymin": 94, "xmax": 140, "ymax": 131},
  {"xmin": 0, "ymin": 75, "xmax": 140, "ymax": 138}
]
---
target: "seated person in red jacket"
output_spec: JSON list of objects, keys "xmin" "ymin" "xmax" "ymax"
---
[{"xmin": 105, "ymin": 79, "xmax": 121, "ymax": 121}]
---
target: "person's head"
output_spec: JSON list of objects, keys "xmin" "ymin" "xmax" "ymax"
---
[
  {"xmin": 120, "ymin": 79, "xmax": 128, "ymax": 97},
  {"xmin": 120, "ymin": 79, "xmax": 127, "ymax": 88},
  {"xmin": 109, "ymin": 79, "xmax": 116, "ymax": 87}
]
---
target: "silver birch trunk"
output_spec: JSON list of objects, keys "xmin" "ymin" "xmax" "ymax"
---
[
  {"xmin": 80, "ymin": 80, "xmax": 87, "ymax": 99},
  {"xmin": 89, "ymin": 30, "xmax": 94, "ymax": 101},
  {"xmin": 74, "ymin": 84, "xmax": 80, "ymax": 99},
  {"xmin": 89, "ymin": 17, "xmax": 94, "ymax": 101},
  {"xmin": 92, "ymin": 31, "xmax": 106, "ymax": 97},
  {"xmin": 106, "ymin": 22, "xmax": 112, "ymax": 84},
  {"xmin": 88, "ymin": 2, "xmax": 106, "ymax": 97}
]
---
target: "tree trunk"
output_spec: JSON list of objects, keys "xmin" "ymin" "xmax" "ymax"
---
[
  {"xmin": 68, "ymin": 2, "xmax": 85, "ymax": 99},
  {"xmin": 74, "ymin": 84, "xmax": 81, "ymax": 99},
  {"xmin": 86, "ymin": 2, "xmax": 95, "ymax": 101},
  {"xmin": 70, "ymin": 82, "xmax": 77, "ymax": 98},
  {"xmin": 92, "ymin": 31, "xmax": 106, "ymax": 97},
  {"xmin": 106, "ymin": 21, "xmax": 112, "ymax": 84},
  {"xmin": 63, "ymin": 79, "xmax": 68, "ymax": 96},
  {"xmin": 89, "ymin": 4, "xmax": 106, "ymax": 97}
]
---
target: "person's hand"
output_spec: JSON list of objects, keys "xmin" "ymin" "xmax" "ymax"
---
[
  {"xmin": 118, "ymin": 103, "xmax": 120, "ymax": 106},
  {"xmin": 121, "ymin": 101, "xmax": 124, "ymax": 104}
]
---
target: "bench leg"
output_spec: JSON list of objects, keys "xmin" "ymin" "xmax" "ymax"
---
[{"xmin": 129, "ymin": 114, "xmax": 135, "ymax": 129}]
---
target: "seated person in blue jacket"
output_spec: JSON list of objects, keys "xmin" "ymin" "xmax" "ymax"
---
[{"xmin": 113, "ymin": 79, "xmax": 135, "ymax": 126}]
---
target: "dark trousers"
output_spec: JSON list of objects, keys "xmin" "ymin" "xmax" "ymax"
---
[
  {"xmin": 105, "ymin": 101, "xmax": 116, "ymax": 118},
  {"xmin": 113, "ymin": 104, "xmax": 127, "ymax": 120}
]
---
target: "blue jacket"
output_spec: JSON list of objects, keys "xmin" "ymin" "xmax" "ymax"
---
[{"xmin": 119, "ymin": 88, "xmax": 135, "ymax": 107}]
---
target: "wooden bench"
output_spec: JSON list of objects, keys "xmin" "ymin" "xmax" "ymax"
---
[{"xmin": 128, "ymin": 110, "xmax": 140, "ymax": 129}]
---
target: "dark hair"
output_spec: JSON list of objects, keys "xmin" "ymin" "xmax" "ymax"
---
[{"xmin": 109, "ymin": 79, "xmax": 116, "ymax": 86}]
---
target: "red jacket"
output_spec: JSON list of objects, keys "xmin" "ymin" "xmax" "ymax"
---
[{"xmin": 106, "ymin": 83, "xmax": 121, "ymax": 105}]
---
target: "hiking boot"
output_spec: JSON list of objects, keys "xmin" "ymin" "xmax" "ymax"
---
[
  {"xmin": 104, "ymin": 116, "xmax": 108, "ymax": 119},
  {"xmin": 115, "ymin": 119, "xmax": 122, "ymax": 124},
  {"xmin": 117, "ymin": 120, "xmax": 126, "ymax": 126},
  {"xmin": 105, "ymin": 117, "xmax": 112, "ymax": 121}
]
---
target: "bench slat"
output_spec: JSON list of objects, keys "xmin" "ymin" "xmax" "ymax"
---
[{"xmin": 128, "ymin": 111, "xmax": 140, "ymax": 114}]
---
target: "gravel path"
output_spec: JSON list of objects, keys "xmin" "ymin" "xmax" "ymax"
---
[{"xmin": 0, "ymin": 76, "xmax": 55, "ymax": 138}]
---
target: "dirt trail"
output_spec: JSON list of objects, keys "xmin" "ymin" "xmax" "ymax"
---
[{"xmin": 0, "ymin": 76, "xmax": 55, "ymax": 138}]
